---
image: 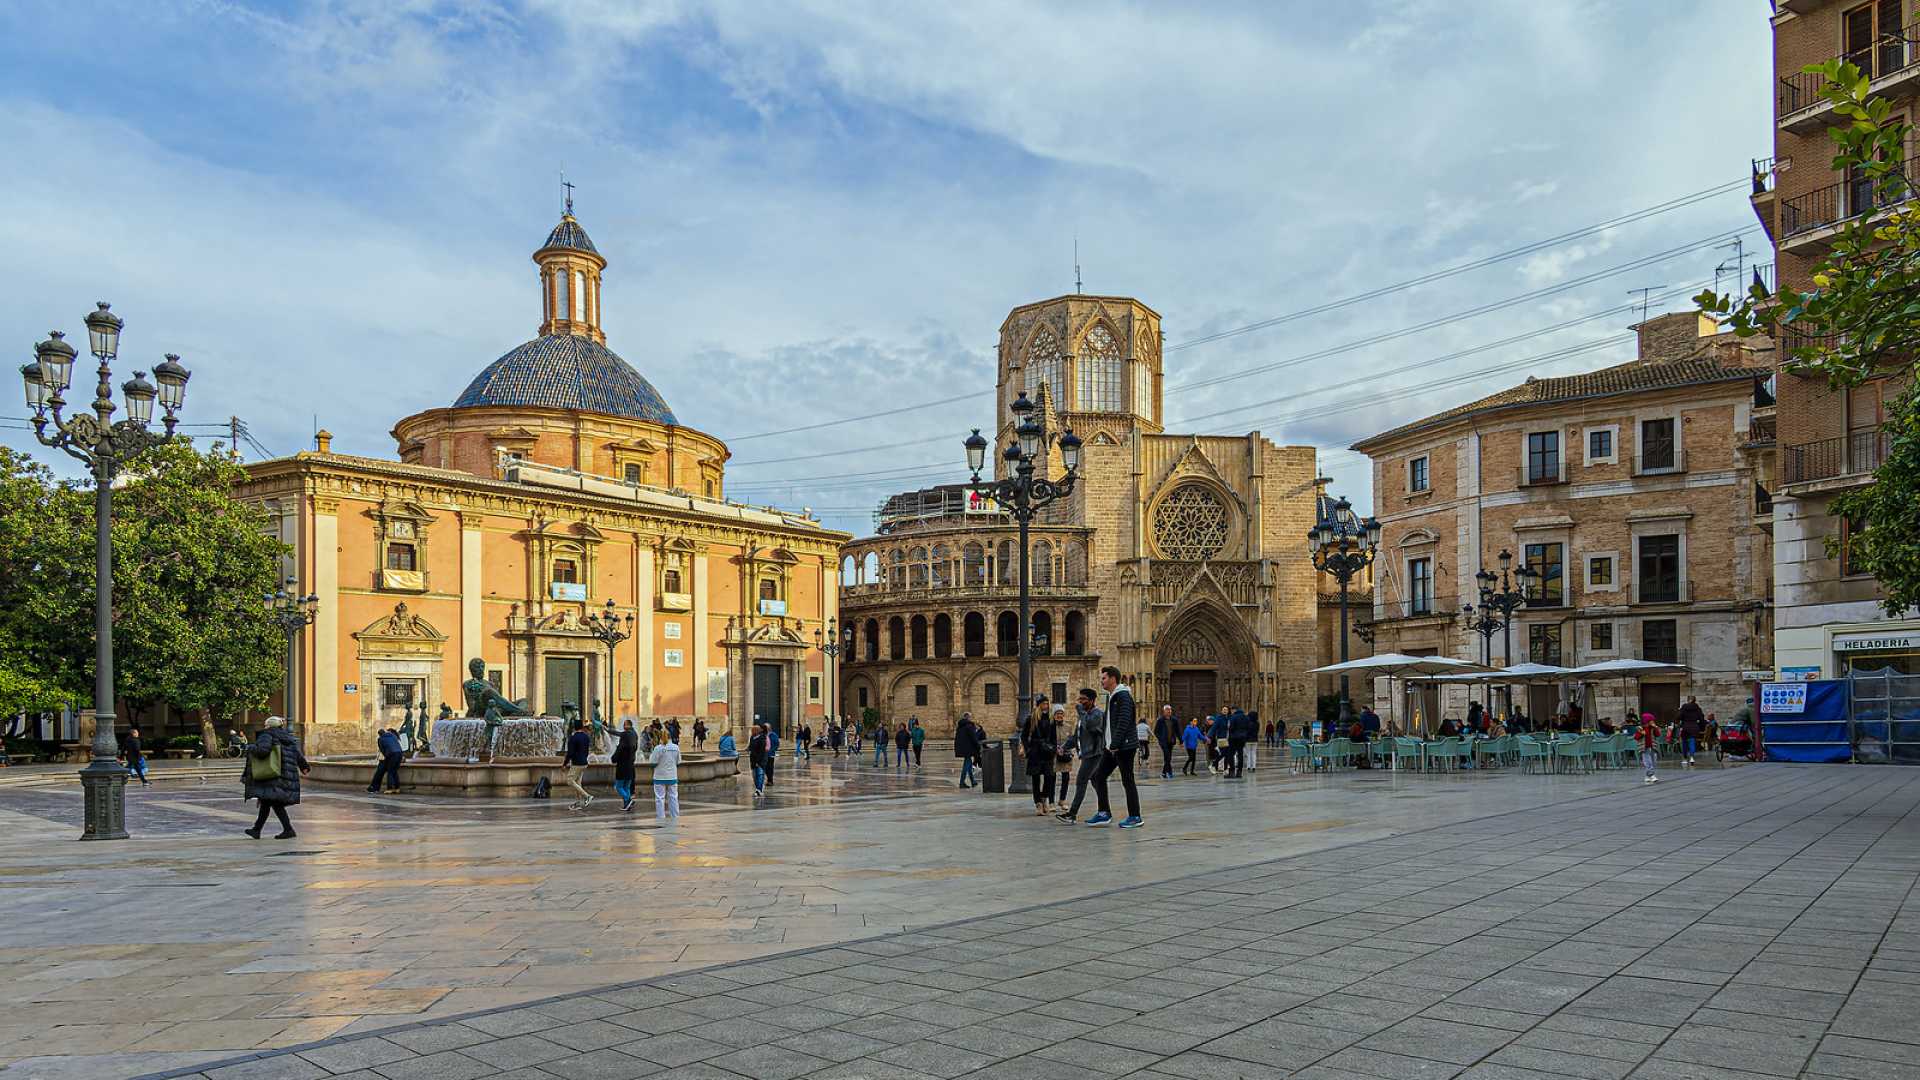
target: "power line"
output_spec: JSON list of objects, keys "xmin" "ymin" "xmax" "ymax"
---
[{"xmin": 714, "ymin": 176, "xmax": 1746, "ymax": 444}]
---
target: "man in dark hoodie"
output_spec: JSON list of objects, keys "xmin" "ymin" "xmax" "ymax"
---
[{"xmin": 1056, "ymin": 688, "xmax": 1107, "ymax": 823}]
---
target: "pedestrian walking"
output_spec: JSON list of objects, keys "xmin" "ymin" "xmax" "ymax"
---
[
  {"xmin": 1135, "ymin": 715, "xmax": 1151, "ymax": 765},
  {"xmin": 1181, "ymin": 717, "xmax": 1201, "ymax": 775},
  {"xmin": 764, "ymin": 724, "xmax": 779, "ymax": 787},
  {"xmin": 367, "ymin": 727, "xmax": 403, "ymax": 792},
  {"xmin": 560, "ymin": 716, "xmax": 593, "ymax": 809},
  {"xmin": 796, "ymin": 722, "xmax": 810, "ymax": 760},
  {"xmin": 1153, "ymin": 704, "xmax": 1178, "ymax": 780},
  {"xmin": 1021, "ymin": 700, "xmax": 1058, "ymax": 815},
  {"xmin": 910, "ymin": 717, "xmax": 926, "ymax": 767},
  {"xmin": 1089, "ymin": 667, "xmax": 1143, "ymax": 828},
  {"xmin": 894, "ymin": 722, "xmax": 911, "ymax": 769},
  {"xmin": 1638, "ymin": 711, "xmax": 1662, "ymax": 784},
  {"xmin": 831, "ymin": 721, "xmax": 844, "ymax": 756},
  {"xmin": 693, "ymin": 718, "xmax": 707, "ymax": 750},
  {"xmin": 243, "ymin": 716, "xmax": 310, "ymax": 839},
  {"xmin": 122, "ymin": 725, "xmax": 150, "ymax": 787},
  {"xmin": 955, "ymin": 711, "xmax": 981, "ymax": 787},
  {"xmin": 874, "ymin": 722, "xmax": 890, "ymax": 767},
  {"xmin": 612, "ymin": 719, "xmax": 639, "ymax": 812},
  {"xmin": 1677, "ymin": 696, "xmax": 1705, "ymax": 767},
  {"xmin": 1056, "ymin": 689, "xmax": 1107, "ymax": 822},
  {"xmin": 1053, "ymin": 706, "xmax": 1073, "ymax": 798},
  {"xmin": 749, "ymin": 723, "xmax": 770, "ymax": 797},
  {"xmin": 650, "ymin": 730, "xmax": 681, "ymax": 821}
]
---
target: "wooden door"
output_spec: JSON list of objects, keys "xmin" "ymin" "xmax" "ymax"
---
[
  {"xmin": 543, "ymin": 657, "xmax": 583, "ymax": 718},
  {"xmin": 753, "ymin": 662, "xmax": 784, "ymax": 735},
  {"xmin": 1167, "ymin": 670, "xmax": 1218, "ymax": 722}
]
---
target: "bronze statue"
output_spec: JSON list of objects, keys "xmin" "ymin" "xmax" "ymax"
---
[
  {"xmin": 463, "ymin": 658, "xmax": 529, "ymax": 718},
  {"xmin": 398, "ymin": 702, "xmax": 416, "ymax": 753},
  {"xmin": 590, "ymin": 701, "xmax": 607, "ymax": 754}
]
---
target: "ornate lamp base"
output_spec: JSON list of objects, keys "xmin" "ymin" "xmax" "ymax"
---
[{"xmin": 78, "ymin": 760, "xmax": 129, "ymax": 841}]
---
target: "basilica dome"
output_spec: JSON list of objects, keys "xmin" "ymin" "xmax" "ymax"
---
[{"xmin": 454, "ymin": 334, "xmax": 677, "ymax": 424}]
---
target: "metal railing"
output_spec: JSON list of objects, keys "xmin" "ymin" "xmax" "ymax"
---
[
  {"xmin": 1753, "ymin": 156, "xmax": 1777, "ymax": 196},
  {"xmin": 1780, "ymin": 155, "xmax": 1920, "ymax": 237},
  {"xmin": 1517, "ymin": 460, "xmax": 1568, "ymax": 488},
  {"xmin": 1783, "ymin": 430, "xmax": 1891, "ymax": 484},
  {"xmin": 1778, "ymin": 23, "xmax": 1920, "ymax": 117},
  {"xmin": 1747, "ymin": 414, "xmax": 1777, "ymax": 446},
  {"xmin": 1633, "ymin": 448, "xmax": 1687, "ymax": 476}
]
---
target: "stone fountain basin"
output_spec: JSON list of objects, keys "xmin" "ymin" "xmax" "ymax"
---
[{"xmin": 306, "ymin": 753, "xmax": 740, "ymax": 795}]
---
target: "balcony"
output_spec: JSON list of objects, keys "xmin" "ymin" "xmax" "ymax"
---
[
  {"xmin": 1779, "ymin": 156, "xmax": 1920, "ymax": 254},
  {"xmin": 1778, "ymin": 25, "xmax": 1920, "ymax": 133},
  {"xmin": 1752, "ymin": 157, "xmax": 1780, "ymax": 236},
  {"xmin": 1783, "ymin": 430, "xmax": 1891, "ymax": 485},
  {"xmin": 1745, "ymin": 414, "xmax": 1778, "ymax": 448},
  {"xmin": 1632, "ymin": 448, "xmax": 1687, "ymax": 477},
  {"xmin": 1516, "ymin": 461, "xmax": 1568, "ymax": 489}
]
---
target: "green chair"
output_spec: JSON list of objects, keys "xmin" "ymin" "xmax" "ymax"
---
[
  {"xmin": 1285, "ymin": 738, "xmax": 1313, "ymax": 772},
  {"xmin": 1552, "ymin": 734, "xmax": 1593, "ymax": 774},
  {"xmin": 1516, "ymin": 736, "xmax": 1549, "ymax": 774}
]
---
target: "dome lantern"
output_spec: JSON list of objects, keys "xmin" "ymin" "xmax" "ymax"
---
[{"xmin": 535, "ymin": 187, "xmax": 608, "ymax": 345}]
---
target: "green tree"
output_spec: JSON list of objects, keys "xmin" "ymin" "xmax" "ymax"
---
[
  {"xmin": 1700, "ymin": 59, "xmax": 1919, "ymax": 615},
  {"xmin": 0, "ymin": 442, "xmax": 289, "ymax": 727}
]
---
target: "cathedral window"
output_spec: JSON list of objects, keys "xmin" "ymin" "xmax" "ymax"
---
[
  {"xmin": 1077, "ymin": 325, "xmax": 1123, "ymax": 412},
  {"xmin": 662, "ymin": 567, "xmax": 682, "ymax": 593},
  {"xmin": 572, "ymin": 270, "xmax": 586, "ymax": 321},
  {"xmin": 908, "ymin": 546, "xmax": 929, "ymax": 589},
  {"xmin": 1027, "ymin": 327, "xmax": 1066, "ymax": 412},
  {"xmin": 372, "ymin": 503, "xmax": 432, "ymax": 592},
  {"xmin": 930, "ymin": 544, "xmax": 951, "ymax": 588},
  {"xmin": 1133, "ymin": 360, "xmax": 1152, "ymax": 419},
  {"xmin": 1153, "ymin": 484, "xmax": 1230, "ymax": 561},
  {"xmin": 1032, "ymin": 540, "xmax": 1055, "ymax": 586},
  {"xmin": 552, "ymin": 558, "xmax": 579, "ymax": 584},
  {"xmin": 759, "ymin": 578, "xmax": 780, "ymax": 602}
]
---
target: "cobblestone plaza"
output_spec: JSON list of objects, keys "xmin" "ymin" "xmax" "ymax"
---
[{"xmin": 1, "ymin": 758, "xmax": 1917, "ymax": 1079}]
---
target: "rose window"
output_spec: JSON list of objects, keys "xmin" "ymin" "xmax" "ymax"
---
[{"xmin": 1153, "ymin": 485, "xmax": 1229, "ymax": 561}]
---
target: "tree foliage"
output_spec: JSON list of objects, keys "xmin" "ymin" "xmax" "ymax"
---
[
  {"xmin": 1699, "ymin": 59, "xmax": 1920, "ymax": 616},
  {"xmin": 0, "ymin": 441, "xmax": 289, "ymax": 724}
]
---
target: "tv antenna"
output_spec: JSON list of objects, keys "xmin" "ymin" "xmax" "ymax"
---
[
  {"xmin": 1713, "ymin": 237, "xmax": 1746, "ymax": 297},
  {"xmin": 1628, "ymin": 286, "xmax": 1665, "ymax": 323}
]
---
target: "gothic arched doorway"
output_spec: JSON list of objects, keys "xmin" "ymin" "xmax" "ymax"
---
[{"xmin": 1156, "ymin": 601, "xmax": 1253, "ymax": 721}]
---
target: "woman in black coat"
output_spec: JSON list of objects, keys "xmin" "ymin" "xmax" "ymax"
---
[
  {"xmin": 1020, "ymin": 701, "xmax": 1058, "ymax": 816},
  {"xmin": 612, "ymin": 721, "xmax": 639, "ymax": 812},
  {"xmin": 243, "ymin": 716, "xmax": 309, "ymax": 839}
]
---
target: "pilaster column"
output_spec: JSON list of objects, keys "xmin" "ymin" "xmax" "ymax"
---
[
  {"xmin": 692, "ymin": 549, "xmax": 710, "ymax": 714},
  {"xmin": 461, "ymin": 520, "xmax": 483, "ymax": 674},
  {"xmin": 635, "ymin": 543, "xmax": 655, "ymax": 715},
  {"xmin": 311, "ymin": 496, "xmax": 340, "ymax": 726}
]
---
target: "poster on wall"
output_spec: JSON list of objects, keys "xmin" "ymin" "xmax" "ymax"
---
[
  {"xmin": 1760, "ymin": 682, "xmax": 1808, "ymax": 714},
  {"xmin": 707, "ymin": 668, "xmax": 728, "ymax": 703},
  {"xmin": 663, "ymin": 649, "xmax": 684, "ymax": 668}
]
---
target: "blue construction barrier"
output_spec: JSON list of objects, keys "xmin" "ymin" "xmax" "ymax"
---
[{"xmin": 1759, "ymin": 679, "xmax": 1851, "ymax": 763}]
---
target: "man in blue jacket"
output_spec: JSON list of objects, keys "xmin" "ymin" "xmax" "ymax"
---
[
  {"xmin": 367, "ymin": 728, "xmax": 403, "ymax": 793},
  {"xmin": 1089, "ymin": 667, "xmax": 1143, "ymax": 829}
]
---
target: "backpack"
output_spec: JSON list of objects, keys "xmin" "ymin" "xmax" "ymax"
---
[{"xmin": 531, "ymin": 776, "xmax": 551, "ymax": 799}]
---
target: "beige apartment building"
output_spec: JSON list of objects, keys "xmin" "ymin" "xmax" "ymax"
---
[
  {"xmin": 1759, "ymin": 0, "xmax": 1920, "ymax": 682},
  {"xmin": 1352, "ymin": 313, "xmax": 1775, "ymax": 727}
]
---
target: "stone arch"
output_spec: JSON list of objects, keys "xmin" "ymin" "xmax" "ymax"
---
[
  {"xmin": 863, "ymin": 618, "xmax": 880, "ymax": 662},
  {"xmin": 996, "ymin": 610, "xmax": 1019, "ymax": 657},
  {"xmin": 889, "ymin": 548, "xmax": 906, "ymax": 589},
  {"xmin": 888, "ymin": 616, "xmax": 906, "ymax": 660},
  {"xmin": 1033, "ymin": 539, "xmax": 1055, "ymax": 586},
  {"xmin": 930, "ymin": 543, "xmax": 951, "ymax": 589},
  {"xmin": 1154, "ymin": 597, "xmax": 1256, "ymax": 720},
  {"xmin": 1032, "ymin": 610, "xmax": 1053, "ymax": 656},
  {"xmin": 962, "ymin": 542, "xmax": 986, "ymax": 586},
  {"xmin": 1065, "ymin": 540, "xmax": 1088, "ymax": 586},
  {"xmin": 887, "ymin": 668, "xmax": 950, "ymax": 729},
  {"xmin": 996, "ymin": 539, "xmax": 1015, "ymax": 585},
  {"xmin": 1064, "ymin": 610, "xmax": 1087, "ymax": 656},
  {"xmin": 1073, "ymin": 318, "xmax": 1125, "ymax": 413},
  {"xmin": 846, "ymin": 672, "xmax": 878, "ymax": 715},
  {"xmin": 963, "ymin": 611, "xmax": 987, "ymax": 658},
  {"xmin": 840, "ymin": 554, "xmax": 858, "ymax": 586},
  {"xmin": 932, "ymin": 613, "xmax": 953, "ymax": 659},
  {"xmin": 861, "ymin": 550, "xmax": 880, "ymax": 586},
  {"xmin": 910, "ymin": 614, "xmax": 929, "ymax": 659},
  {"xmin": 965, "ymin": 666, "xmax": 1016, "ymax": 731},
  {"xmin": 908, "ymin": 546, "xmax": 929, "ymax": 589}
]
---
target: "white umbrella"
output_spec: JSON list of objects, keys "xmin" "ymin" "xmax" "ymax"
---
[
  {"xmin": 1568, "ymin": 658, "xmax": 1691, "ymax": 726},
  {"xmin": 1311, "ymin": 654, "xmax": 1490, "ymax": 736}
]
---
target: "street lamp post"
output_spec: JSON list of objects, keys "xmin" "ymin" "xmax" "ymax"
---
[
  {"xmin": 1307, "ymin": 495, "xmax": 1381, "ymax": 710},
  {"xmin": 963, "ymin": 393, "xmax": 1081, "ymax": 730},
  {"xmin": 813, "ymin": 618, "xmax": 851, "ymax": 727},
  {"xmin": 1470, "ymin": 549, "xmax": 1536, "ymax": 716},
  {"xmin": 583, "ymin": 599, "xmax": 634, "ymax": 726},
  {"xmin": 22, "ymin": 303, "xmax": 190, "ymax": 841},
  {"xmin": 265, "ymin": 587, "xmax": 319, "ymax": 737}
]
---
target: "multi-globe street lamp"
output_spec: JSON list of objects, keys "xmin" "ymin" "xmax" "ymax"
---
[
  {"xmin": 23, "ymin": 303, "xmax": 190, "ymax": 841},
  {"xmin": 1307, "ymin": 495, "xmax": 1380, "ymax": 711},
  {"xmin": 582, "ymin": 598, "xmax": 634, "ymax": 726},
  {"xmin": 1466, "ymin": 549, "xmax": 1536, "ymax": 715},
  {"xmin": 265, "ymin": 587, "xmax": 319, "ymax": 737},
  {"xmin": 963, "ymin": 392, "xmax": 1081, "ymax": 727},
  {"xmin": 813, "ymin": 617, "xmax": 852, "ymax": 727}
]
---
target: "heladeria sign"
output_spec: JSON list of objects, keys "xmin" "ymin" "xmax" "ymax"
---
[{"xmin": 1833, "ymin": 633, "xmax": 1920, "ymax": 653}]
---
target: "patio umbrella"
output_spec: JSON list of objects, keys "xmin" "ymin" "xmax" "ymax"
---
[
  {"xmin": 1310, "ymin": 654, "xmax": 1492, "ymax": 736},
  {"xmin": 1566, "ymin": 658, "xmax": 1691, "ymax": 725}
]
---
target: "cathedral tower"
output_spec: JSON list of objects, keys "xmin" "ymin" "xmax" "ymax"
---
[
  {"xmin": 535, "ymin": 193, "xmax": 607, "ymax": 344},
  {"xmin": 993, "ymin": 296, "xmax": 1163, "ymax": 477}
]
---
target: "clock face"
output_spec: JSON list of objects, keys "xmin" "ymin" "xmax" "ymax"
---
[{"xmin": 391, "ymin": 520, "xmax": 415, "ymax": 539}]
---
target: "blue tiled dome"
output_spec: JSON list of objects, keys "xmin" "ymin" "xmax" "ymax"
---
[
  {"xmin": 455, "ymin": 334, "xmax": 677, "ymax": 423},
  {"xmin": 542, "ymin": 214, "xmax": 598, "ymax": 255}
]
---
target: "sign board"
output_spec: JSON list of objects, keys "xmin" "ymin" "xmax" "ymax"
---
[
  {"xmin": 965, "ymin": 490, "xmax": 999, "ymax": 515},
  {"xmin": 1779, "ymin": 665, "xmax": 1821, "ymax": 682},
  {"xmin": 663, "ymin": 622, "xmax": 682, "ymax": 640},
  {"xmin": 707, "ymin": 668, "xmax": 729, "ymax": 704},
  {"xmin": 1741, "ymin": 670, "xmax": 1776, "ymax": 682},
  {"xmin": 758, "ymin": 598, "xmax": 788, "ymax": 616},
  {"xmin": 550, "ymin": 582, "xmax": 588, "ymax": 602},
  {"xmin": 663, "ymin": 649, "xmax": 684, "ymax": 668},
  {"xmin": 1760, "ymin": 682, "xmax": 1808, "ymax": 714},
  {"xmin": 343, "ymin": 683, "xmax": 359, "ymax": 694},
  {"xmin": 1832, "ymin": 633, "xmax": 1920, "ymax": 653}
]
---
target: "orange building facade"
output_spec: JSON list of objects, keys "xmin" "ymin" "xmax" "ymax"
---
[{"xmin": 238, "ymin": 205, "xmax": 845, "ymax": 756}]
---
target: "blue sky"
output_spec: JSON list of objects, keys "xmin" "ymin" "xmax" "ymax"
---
[{"xmin": 0, "ymin": 1, "xmax": 1773, "ymax": 535}]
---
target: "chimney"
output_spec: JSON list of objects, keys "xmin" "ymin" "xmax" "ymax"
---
[
  {"xmin": 314, "ymin": 429, "xmax": 333, "ymax": 454},
  {"xmin": 1632, "ymin": 311, "xmax": 1718, "ymax": 364}
]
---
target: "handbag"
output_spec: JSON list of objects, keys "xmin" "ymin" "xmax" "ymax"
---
[{"xmin": 248, "ymin": 743, "xmax": 282, "ymax": 782}]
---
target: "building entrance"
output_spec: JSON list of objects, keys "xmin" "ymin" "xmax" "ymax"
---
[
  {"xmin": 543, "ymin": 656, "xmax": 584, "ymax": 718},
  {"xmin": 753, "ymin": 662, "xmax": 785, "ymax": 735},
  {"xmin": 1167, "ymin": 669, "xmax": 1217, "ymax": 721}
]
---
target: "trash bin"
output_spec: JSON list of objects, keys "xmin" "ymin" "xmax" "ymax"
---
[
  {"xmin": 1007, "ymin": 739, "xmax": 1030, "ymax": 794},
  {"xmin": 980, "ymin": 739, "xmax": 1007, "ymax": 794}
]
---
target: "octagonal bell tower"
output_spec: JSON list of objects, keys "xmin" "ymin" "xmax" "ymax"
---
[{"xmin": 991, "ymin": 295, "xmax": 1163, "ymax": 478}]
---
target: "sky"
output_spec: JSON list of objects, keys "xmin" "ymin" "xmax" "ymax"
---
[{"xmin": 0, "ymin": 0, "xmax": 1775, "ymax": 537}]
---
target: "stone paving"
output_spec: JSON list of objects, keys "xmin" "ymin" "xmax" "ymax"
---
[{"xmin": 5, "ymin": 757, "xmax": 1917, "ymax": 1079}]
